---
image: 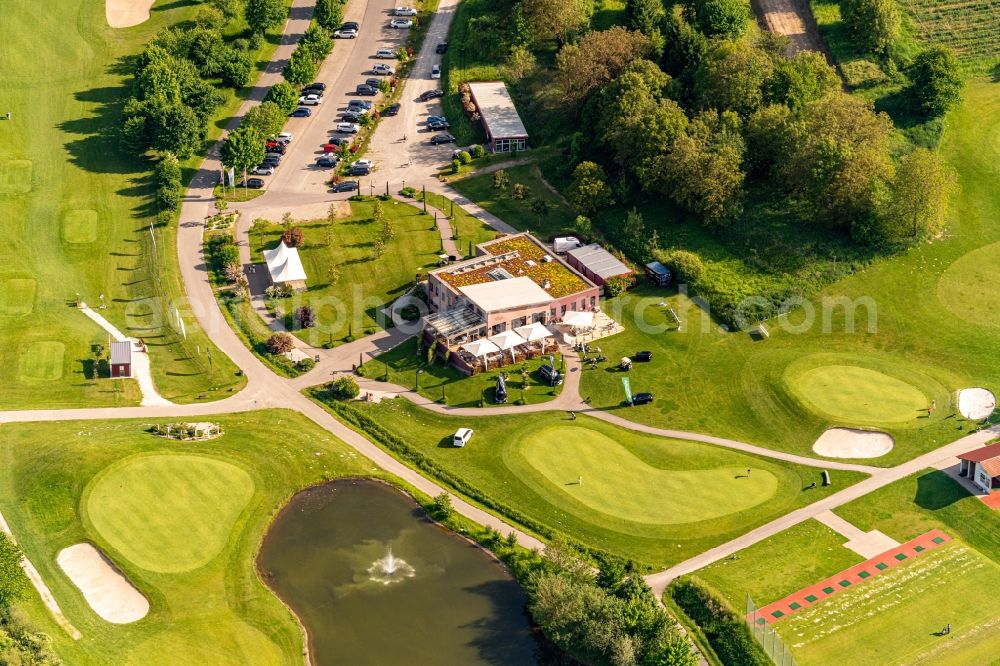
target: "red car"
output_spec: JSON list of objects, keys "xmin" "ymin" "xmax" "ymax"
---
[{"xmin": 322, "ymin": 143, "xmax": 341, "ymax": 153}]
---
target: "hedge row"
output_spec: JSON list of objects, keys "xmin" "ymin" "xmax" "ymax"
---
[{"xmin": 668, "ymin": 578, "xmax": 771, "ymax": 666}]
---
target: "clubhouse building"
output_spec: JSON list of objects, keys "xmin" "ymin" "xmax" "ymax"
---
[
  {"xmin": 468, "ymin": 81, "xmax": 529, "ymax": 153},
  {"xmin": 957, "ymin": 442, "xmax": 1000, "ymax": 505}
]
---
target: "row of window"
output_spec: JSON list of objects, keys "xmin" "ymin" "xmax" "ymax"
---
[{"xmin": 493, "ymin": 137, "xmax": 527, "ymax": 153}]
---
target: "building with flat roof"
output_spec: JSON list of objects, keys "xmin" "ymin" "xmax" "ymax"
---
[
  {"xmin": 468, "ymin": 81, "xmax": 528, "ymax": 153},
  {"xmin": 565, "ymin": 243, "xmax": 634, "ymax": 288},
  {"xmin": 424, "ymin": 234, "xmax": 599, "ymax": 345}
]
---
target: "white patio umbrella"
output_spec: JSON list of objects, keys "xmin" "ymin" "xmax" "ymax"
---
[
  {"xmin": 514, "ymin": 321, "xmax": 554, "ymax": 343},
  {"xmin": 488, "ymin": 330, "xmax": 528, "ymax": 363},
  {"xmin": 461, "ymin": 339, "xmax": 500, "ymax": 369},
  {"xmin": 561, "ymin": 310, "xmax": 594, "ymax": 328}
]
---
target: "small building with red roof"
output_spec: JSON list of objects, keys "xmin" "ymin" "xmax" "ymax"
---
[{"xmin": 957, "ymin": 441, "xmax": 1000, "ymax": 495}]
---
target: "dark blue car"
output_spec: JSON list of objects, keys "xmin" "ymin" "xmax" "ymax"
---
[{"xmin": 289, "ymin": 107, "xmax": 312, "ymax": 117}]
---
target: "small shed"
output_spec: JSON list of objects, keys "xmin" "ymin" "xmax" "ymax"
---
[
  {"xmin": 468, "ymin": 81, "xmax": 529, "ymax": 153},
  {"xmin": 645, "ymin": 261, "xmax": 673, "ymax": 286},
  {"xmin": 565, "ymin": 243, "xmax": 633, "ymax": 288},
  {"xmin": 957, "ymin": 442, "xmax": 1000, "ymax": 495},
  {"xmin": 110, "ymin": 341, "xmax": 132, "ymax": 378}
]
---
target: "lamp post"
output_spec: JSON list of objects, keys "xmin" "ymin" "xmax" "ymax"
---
[{"xmin": 415, "ymin": 367, "xmax": 423, "ymax": 390}]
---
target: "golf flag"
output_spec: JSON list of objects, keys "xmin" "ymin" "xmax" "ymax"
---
[{"xmin": 621, "ymin": 377, "xmax": 633, "ymax": 405}]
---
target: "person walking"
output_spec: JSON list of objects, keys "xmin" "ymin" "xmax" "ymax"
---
[
  {"xmin": 746, "ymin": 468, "xmax": 751, "ymax": 478},
  {"xmin": 578, "ymin": 476, "xmax": 582, "ymax": 486}
]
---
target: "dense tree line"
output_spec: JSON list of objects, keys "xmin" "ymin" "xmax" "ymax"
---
[{"xmin": 0, "ymin": 534, "xmax": 61, "ymax": 664}]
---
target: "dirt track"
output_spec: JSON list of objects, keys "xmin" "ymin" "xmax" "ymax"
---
[{"xmin": 753, "ymin": 0, "xmax": 827, "ymax": 55}]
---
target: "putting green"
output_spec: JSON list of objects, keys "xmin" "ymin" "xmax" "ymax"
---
[
  {"xmin": 18, "ymin": 341, "xmax": 64, "ymax": 381},
  {"xmin": 0, "ymin": 278, "xmax": 36, "ymax": 315},
  {"xmin": 85, "ymin": 454, "xmax": 255, "ymax": 573},
  {"xmin": 0, "ymin": 160, "xmax": 32, "ymax": 194},
  {"xmin": 938, "ymin": 241, "xmax": 1000, "ymax": 328},
  {"xmin": 61, "ymin": 209, "xmax": 98, "ymax": 244},
  {"xmin": 788, "ymin": 365, "xmax": 927, "ymax": 424},
  {"xmin": 517, "ymin": 426, "xmax": 778, "ymax": 525}
]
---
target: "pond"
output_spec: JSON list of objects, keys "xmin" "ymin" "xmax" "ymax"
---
[{"xmin": 257, "ymin": 479, "xmax": 538, "ymax": 665}]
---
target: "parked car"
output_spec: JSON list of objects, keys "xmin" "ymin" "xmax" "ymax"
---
[
  {"xmin": 539, "ymin": 364, "xmax": 563, "ymax": 387},
  {"xmin": 340, "ymin": 111, "xmax": 362, "ymax": 122},
  {"xmin": 306, "ymin": 82, "xmax": 327, "ymax": 92},
  {"xmin": 630, "ymin": 392, "xmax": 654, "ymax": 406},
  {"xmin": 333, "ymin": 28, "xmax": 357, "ymax": 38},
  {"xmin": 389, "ymin": 18, "xmax": 413, "ymax": 28},
  {"xmin": 336, "ymin": 122, "xmax": 360, "ymax": 133},
  {"xmin": 427, "ymin": 120, "xmax": 449, "ymax": 131},
  {"xmin": 356, "ymin": 84, "xmax": 378, "ymax": 96},
  {"xmin": 298, "ymin": 94, "xmax": 323, "ymax": 105},
  {"xmin": 289, "ymin": 107, "xmax": 311, "ymax": 117},
  {"xmin": 372, "ymin": 63, "xmax": 395, "ymax": 75},
  {"xmin": 341, "ymin": 21, "xmax": 359, "ymax": 30},
  {"xmin": 264, "ymin": 151, "xmax": 283, "ymax": 162},
  {"xmin": 431, "ymin": 64, "xmax": 441, "ymax": 79},
  {"xmin": 276, "ymin": 132, "xmax": 293, "ymax": 143},
  {"xmin": 322, "ymin": 143, "xmax": 342, "ymax": 153},
  {"xmin": 265, "ymin": 141, "xmax": 286, "ymax": 154},
  {"xmin": 393, "ymin": 7, "xmax": 418, "ymax": 16},
  {"xmin": 375, "ymin": 48, "xmax": 396, "ymax": 58},
  {"xmin": 326, "ymin": 137, "xmax": 350, "ymax": 146},
  {"xmin": 435, "ymin": 42, "xmax": 448, "ymax": 54},
  {"xmin": 365, "ymin": 77, "xmax": 382, "ymax": 89},
  {"xmin": 262, "ymin": 156, "xmax": 281, "ymax": 166},
  {"xmin": 430, "ymin": 133, "xmax": 456, "ymax": 144},
  {"xmin": 452, "ymin": 144, "xmax": 480, "ymax": 159},
  {"xmin": 251, "ymin": 165, "xmax": 274, "ymax": 175},
  {"xmin": 301, "ymin": 87, "xmax": 325, "ymax": 99},
  {"xmin": 382, "ymin": 103, "xmax": 400, "ymax": 116},
  {"xmin": 332, "ymin": 180, "xmax": 359, "ymax": 192},
  {"xmin": 635, "ymin": 351, "xmax": 653, "ymax": 362},
  {"xmin": 349, "ymin": 164, "xmax": 370, "ymax": 176},
  {"xmin": 241, "ymin": 177, "xmax": 265, "ymax": 189},
  {"xmin": 418, "ymin": 89, "xmax": 444, "ymax": 101},
  {"xmin": 426, "ymin": 115, "xmax": 447, "ymax": 123},
  {"xmin": 351, "ymin": 159, "xmax": 373, "ymax": 169},
  {"xmin": 348, "ymin": 99, "xmax": 373, "ymax": 110},
  {"xmin": 316, "ymin": 155, "xmax": 338, "ymax": 167},
  {"xmin": 452, "ymin": 427, "xmax": 474, "ymax": 447}
]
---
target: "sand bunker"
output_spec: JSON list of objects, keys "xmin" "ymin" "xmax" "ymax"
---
[
  {"xmin": 959, "ymin": 388, "xmax": 996, "ymax": 420},
  {"xmin": 106, "ymin": 0, "xmax": 154, "ymax": 28},
  {"xmin": 812, "ymin": 428, "xmax": 894, "ymax": 459},
  {"xmin": 57, "ymin": 544, "xmax": 148, "ymax": 624}
]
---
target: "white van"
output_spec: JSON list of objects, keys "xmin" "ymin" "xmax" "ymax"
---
[
  {"xmin": 453, "ymin": 428, "xmax": 474, "ymax": 447},
  {"xmin": 431, "ymin": 64, "xmax": 441, "ymax": 79}
]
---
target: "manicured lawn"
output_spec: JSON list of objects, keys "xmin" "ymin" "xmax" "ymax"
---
[
  {"xmin": 333, "ymin": 399, "xmax": 867, "ymax": 567},
  {"xmin": 84, "ymin": 454, "xmax": 255, "ymax": 574},
  {"xmin": 696, "ymin": 520, "xmax": 863, "ymax": 609},
  {"xmin": 418, "ymin": 190, "xmax": 497, "ymax": 251},
  {"xmin": 0, "ymin": 0, "xmax": 247, "ymax": 408},
  {"xmin": 450, "ymin": 164, "xmax": 577, "ymax": 237},
  {"xmin": 0, "ymin": 411, "xmax": 379, "ymax": 665},
  {"xmin": 775, "ymin": 540, "xmax": 1000, "ymax": 665},
  {"xmin": 358, "ymin": 336, "xmax": 564, "ymax": 407},
  {"xmin": 250, "ymin": 199, "xmax": 442, "ymax": 346}
]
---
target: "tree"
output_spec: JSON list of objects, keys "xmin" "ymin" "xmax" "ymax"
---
[
  {"xmin": 245, "ymin": 0, "xmax": 286, "ymax": 34},
  {"xmin": 243, "ymin": 101, "xmax": 286, "ymax": 138},
  {"xmin": 769, "ymin": 50, "xmax": 840, "ymax": 110},
  {"xmin": 154, "ymin": 152, "xmax": 183, "ymax": 210},
  {"xmin": 148, "ymin": 102, "xmax": 204, "ymax": 157},
  {"xmin": 211, "ymin": 0, "xmax": 244, "ymax": 21},
  {"xmin": 885, "ymin": 148, "xmax": 957, "ymax": 240},
  {"xmin": 372, "ymin": 199, "xmax": 385, "ymax": 225},
  {"xmin": 0, "ymin": 534, "xmax": 28, "ymax": 609},
  {"xmin": 221, "ymin": 125, "xmax": 266, "ymax": 173},
  {"xmin": 492, "ymin": 169, "xmax": 509, "ymax": 191},
  {"xmin": 314, "ymin": 0, "xmax": 344, "ymax": 31},
  {"xmin": 430, "ymin": 492, "xmax": 454, "ymax": 520},
  {"xmin": 264, "ymin": 81, "xmax": 300, "ymax": 114},
  {"xmin": 381, "ymin": 217, "xmax": 395, "ymax": 241},
  {"xmin": 657, "ymin": 249, "xmax": 705, "ymax": 284},
  {"xmin": 694, "ymin": 41, "xmax": 774, "ymax": 118},
  {"xmin": 521, "ymin": 0, "xmax": 592, "ymax": 45},
  {"xmin": 625, "ymin": 0, "xmax": 665, "ymax": 36},
  {"xmin": 555, "ymin": 27, "xmax": 651, "ymax": 105},
  {"xmin": 295, "ymin": 305, "xmax": 316, "ymax": 328},
  {"xmin": 909, "ymin": 47, "xmax": 963, "ymax": 118},
  {"xmin": 300, "ymin": 24, "xmax": 334, "ymax": 62},
  {"xmin": 567, "ymin": 161, "xmax": 614, "ymax": 213},
  {"xmin": 372, "ymin": 236, "xmax": 386, "ymax": 259},
  {"xmin": 327, "ymin": 264, "xmax": 341, "ymax": 285},
  {"xmin": 281, "ymin": 226, "xmax": 304, "ymax": 247},
  {"xmin": 266, "ymin": 332, "xmax": 294, "ymax": 354},
  {"xmin": 328, "ymin": 375, "xmax": 360, "ymax": 399},
  {"xmin": 504, "ymin": 44, "xmax": 537, "ymax": 81},
  {"xmin": 283, "ymin": 47, "xmax": 318, "ymax": 86},
  {"xmin": 573, "ymin": 215, "xmax": 593, "ymax": 240},
  {"xmin": 691, "ymin": 0, "xmax": 751, "ymax": 39},
  {"xmin": 530, "ymin": 198, "xmax": 550, "ymax": 221},
  {"xmin": 841, "ymin": 0, "xmax": 900, "ymax": 55},
  {"xmin": 220, "ymin": 47, "xmax": 254, "ymax": 88},
  {"xmin": 661, "ymin": 12, "xmax": 708, "ymax": 77}
]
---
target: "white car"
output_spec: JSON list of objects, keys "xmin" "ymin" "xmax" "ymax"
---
[
  {"xmin": 298, "ymin": 94, "xmax": 323, "ymax": 105},
  {"xmin": 389, "ymin": 18, "xmax": 413, "ymax": 28},
  {"xmin": 375, "ymin": 48, "xmax": 396, "ymax": 59},
  {"xmin": 372, "ymin": 63, "xmax": 395, "ymax": 75},
  {"xmin": 453, "ymin": 428, "xmax": 474, "ymax": 447},
  {"xmin": 336, "ymin": 122, "xmax": 360, "ymax": 134},
  {"xmin": 393, "ymin": 7, "xmax": 417, "ymax": 16},
  {"xmin": 431, "ymin": 64, "xmax": 441, "ymax": 79},
  {"xmin": 251, "ymin": 165, "xmax": 274, "ymax": 175},
  {"xmin": 276, "ymin": 132, "xmax": 293, "ymax": 143},
  {"xmin": 334, "ymin": 29, "xmax": 358, "ymax": 38},
  {"xmin": 351, "ymin": 159, "xmax": 373, "ymax": 169}
]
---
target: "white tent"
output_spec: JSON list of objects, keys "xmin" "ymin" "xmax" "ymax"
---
[
  {"xmin": 461, "ymin": 339, "xmax": 501, "ymax": 369},
  {"xmin": 263, "ymin": 241, "xmax": 308, "ymax": 284},
  {"xmin": 562, "ymin": 310, "xmax": 594, "ymax": 328},
  {"xmin": 514, "ymin": 321, "xmax": 554, "ymax": 342},
  {"xmin": 488, "ymin": 330, "xmax": 527, "ymax": 362}
]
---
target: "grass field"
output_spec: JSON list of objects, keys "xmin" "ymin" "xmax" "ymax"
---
[
  {"xmin": 0, "ymin": 411, "xmax": 380, "ymax": 665},
  {"xmin": 902, "ymin": 0, "xmax": 1000, "ymax": 71},
  {"xmin": 0, "ymin": 0, "xmax": 255, "ymax": 408},
  {"xmin": 418, "ymin": 190, "xmax": 497, "ymax": 251},
  {"xmin": 450, "ymin": 164, "xmax": 577, "ymax": 238},
  {"xmin": 250, "ymin": 200, "xmax": 441, "ymax": 346},
  {"xmin": 84, "ymin": 454, "xmax": 255, "ymax": 574},
  {"xmin": 776, "ymin": 540, "xmax": 1000, "ymax": 665},
  {"xmin": 937, "ymin": 239, "xmax": 1000, "ymax": 327},
  {"xmin": 333, "ymin": 398, "xmax": 866, "ymax": 567},
  {"xmin": 358, "ymin": 336, "xmax": 564, "ymax": 407}
]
